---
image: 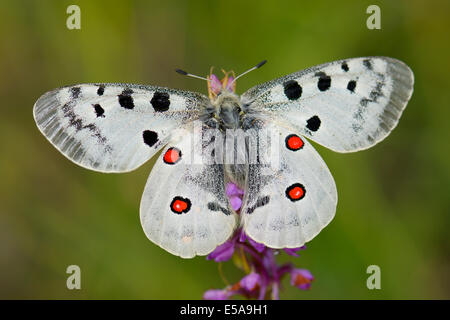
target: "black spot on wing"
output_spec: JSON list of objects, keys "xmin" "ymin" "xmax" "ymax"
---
[
  {"xmin": 143, "ymin": 130, "xmax": 158, "ymax": 147},
  {"xmin": 352, "ymin": 81, "xmax": 385, "ymax": 132},
  {"xmin": 352, "ymin": 123, "xmax": 363, "ymax": 133},
  {"xmin": 363, "ymin": 59, "xmax": 373, "ymax": 70},
  {"xmin": 360, "ymin": 98, "xmax": 370, "ymax": 107},
  {"xmin": 97, "ymin": 85, "xmax": 105, "ymax": 96},
  {"xmin": 316, "ymin": 72, "xmax": 331, "ymax": 91},
  {"xmin": 62, "ymin": 103, "xmax": 83, "ymax": 130},
  {"xmin": 306, "ymin": 115, "xmax": 321, "ymax": 131},
  {"xmin": 207, "ymin": 202, "xmax": 231, "ymax": 215},
  {"xmin": 347, "ymin": 80, "xmax": 356, "ymax": 92},
  {"xmin": 283, "ymin": 80, "xmax": 302, "ymax": 100},
  {"xmin": 369, "ymin": 81, "xmax": 384, "ymax": 102},
  {"xmin": 359, "ymin": 82, "xmax": 384, "ymax": 108},
  {"xmin": 150, "ymin": 91, "xmax": 170, "ymax": 112},
  {"xmin": 246, "ymin": 196, "xmax": 270, "ymax": 214},
  {"xmin": 353, "ymin": 108, "xmax": 364, "ymax": 121},
  {"xmin": 70, "ymin": 87, "xmax": 81, "ymax": 99},
  {"xmin": 202, "ymin": 134, "xmax": 216, "ymax": 149},
  {"xmin": 341, "ymin": 62, "xmax": 349, "ymax": 72},
  {"xmin": 62, "ymin": 102, "xmax": 110, "ymax": 149},
  {"xmin": 93, "ymin": 104, "xmax": 105, "ymax": 117},
  {"xmin": 118, "ymin": 88, "xmax": 134, "ymax": 109}
]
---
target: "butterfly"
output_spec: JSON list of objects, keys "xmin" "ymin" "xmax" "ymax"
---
[{"xmin": 33, "ymin": 57, "xmax": 414, "ymax": 258}]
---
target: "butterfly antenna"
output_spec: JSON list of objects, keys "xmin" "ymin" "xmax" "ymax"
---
[
  {"xmin": 232, "ymin": 60, "xmax": 267, "ymax": 84},
  {"xmin": 175, "ymin": 69, "xmax": 210, "ymax": 82}
]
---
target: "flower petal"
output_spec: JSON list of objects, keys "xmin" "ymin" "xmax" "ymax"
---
[
  {"xmin": 247, "ymin": 237, "xmax": 266, "ymax": 253},
  {"xmin": 207, "ymin": 239, "xmax": 235, "ymax": 262},
  {"xmin": 276, "ymin": 263, "xmax": 293, "ymax": 279},
  {"xmin": 238, "ymin": 230, "xmax": 266, "ymax": 252},
  {"xmin": 226, "ymin": 182, "xmax": 244, "ymax": 197},
  {"xmin": 290, "ymin": 268, "xmax": 314, "ymax": 290},
  {"xmin": 225, "ymin": 76, "xmax": 236, "ymax": 92},
  {"xmin": 209, "ymin": 74, "xmax": 222, "ymax": 95},
  {"xmin": 283, "ymin": 247, "xmax": 301, "ymax": 257},
  {"xmin": 238, "ymin": 229, "xmax": 247, "ymax": 242},
  {"xmin": 203, "ymin": 289, "xmax": 230, "ymax": 300},
  {"xmin": 229, "ymin": 196, "xmax": 242, "ymax": 211},
  {"xmin": 240, "ymin": 273, "xmax": 261, "ymax": 291}
]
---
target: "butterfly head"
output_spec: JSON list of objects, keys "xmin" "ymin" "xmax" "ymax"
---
[
  {"xmin": 176, "ymin": 60, "xmax": 266, "ymax": 103},
  {"xmin": 207, "ymin": 69, "xmax": 237, "ymax": 100}
]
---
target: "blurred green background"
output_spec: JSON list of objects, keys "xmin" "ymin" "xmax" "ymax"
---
[{"xmin": 0, "ymin": 0, "xmax": 449, "ymax": 299}]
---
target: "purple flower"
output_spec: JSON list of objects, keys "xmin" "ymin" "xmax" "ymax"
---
[
  {"xmin": 204, "ymin": 228, "xmax": 314, "ymax": 299},
  {"xmin": 226, "ymin": 183, "xmax": 245, "ymax": 197},
  {"xmin": 240, "ymin": 272, "xmax": 261, "ymax": 291},
  {"xmin": 226, "ymin": 182, "xmax": 244, "ymax": 211},
  {"xmin": 239, "ymin": 230, "xmax": 266, "ymax": 253},
  {"xmin": 283, "ymin": 245, "xmax": 306, "ymax": 257},
  {"xmin": 229, "ymin": 197, "xmax": 242, "ymax": 211},
  {"xmin": 208, "ymin": 74, "xmax": 222, "ymax": 96},
  {"xmin": 204, "ymin": 181, "xmax": 315, "ymax": 299},
  {"xmin": 206, "ymin": 232, "xmax": 239, "ymax": 262},
  {"xmin": 203, "ymin": 289, "xmax": 230, "ymax": 300},
  {"xmin": 290, "ymin": 268, "xmax": 314, "ymax": 290},
  {"xmin": 203, "ymin": 273, "xmax": 263, "ymax": 300},
  {"xmin": 225, "ymin": 75, "xmax": 235, "ymax": 92},
  {"xmin": 208, "ymin": 72, "xmax": 236, "ymax": 98}
]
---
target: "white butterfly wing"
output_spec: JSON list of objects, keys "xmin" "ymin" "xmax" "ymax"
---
[
  {"xmin": 242, "ymin": 57, "xmax": 414, "ymax": 152},
  {"xmin": 241, "ymin": 122, "xmax": 337, "ymax": 248},
  {"xmin": 33, "ymin": 84, "xmax": 209, "ymax": 172},
  {"xmin": 140, "ymin": 124, "xmax": 238, "ymax": 258}
]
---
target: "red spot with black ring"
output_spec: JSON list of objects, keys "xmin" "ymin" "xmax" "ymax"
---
[
  {"xmin": 285, "ymin": 134, "xmax": 304, "ymax": 151},
  {"xmin": 163, "ymin": 147, "xmax": 182, "ymax": 165},
  {"xmin": 170, "ymin": 196, "xmax": 191, "ymax": 214},
  {"xmin": 285, "ymin": 183, "xmax": 306, "ymax": 202}
]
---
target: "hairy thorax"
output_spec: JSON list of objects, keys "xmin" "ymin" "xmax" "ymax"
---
[{"xmin": 211, "ymin": 91, "xmax": 243, "ymax": 130}]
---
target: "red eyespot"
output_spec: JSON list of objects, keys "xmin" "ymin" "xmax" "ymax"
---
[
  {"xmin": 285, "ymin": 134, "xmax": 304, "ymax": 151},
  {"xmin": 163, "ymin": 147, "xmax": 182, "ymax": 164},
  {"xmin": 285, "ymin": 183, "xmax": 306, "ymax": 201},
  {"xmin": 172, "ymin": 200, "xmax": 187, "ymax": 212},
  {"xmin": 170, "ymin": 196, "xmax": 191, "ymax": 214}
]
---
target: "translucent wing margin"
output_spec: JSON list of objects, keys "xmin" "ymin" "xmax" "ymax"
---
[
  {"xmin": 242, "ymin": 57, "xmax": 414, "ymax": 152},
  {"xmin": 33, "ymin": 83, "xmax": 209, "ymax": 172}
]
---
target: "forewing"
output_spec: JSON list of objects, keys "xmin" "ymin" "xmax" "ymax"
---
[
  {"xmin": 242, "ymin": 57, "xmax": 414, "ymax": 152},
  {"xmin": 140, "ymin": 124, "xmax": 238, "ymax": 258},
  {"xmin": 242, "ymin": 122, "xmax": 337, "ymax": 248},
  {"xmin": 33, "ymin": 83, "xmax": 209, "ymax": 172}
]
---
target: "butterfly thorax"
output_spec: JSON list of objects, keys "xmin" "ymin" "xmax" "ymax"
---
[{"xmin": 211, "ymin": 91, "xmax": 242, "ymax": 130}]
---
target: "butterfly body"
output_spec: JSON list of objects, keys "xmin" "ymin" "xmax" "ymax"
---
[
  {"xmin": 209, "ymin": 91, "xmax": 242, "ymax": 130},
  {"xmin": 33, "ymin": 57, "xmax": 414, "ymax": 258},
  {"xmin": 203, "ymin": 77, "xmax": 261, "ymax": 189}
]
